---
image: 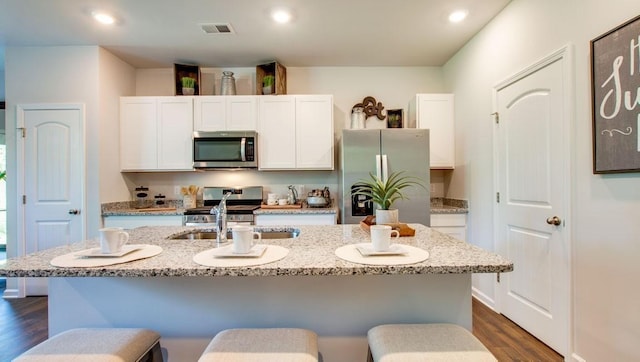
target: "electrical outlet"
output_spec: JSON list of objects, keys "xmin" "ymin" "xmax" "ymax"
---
[
  {"xmin": 174, "ymin": 186, "xmax": 181, "ymax": 196},
  {"xmin": 297, "ymin": 185, "xmax": 305, "ymax": 198}
]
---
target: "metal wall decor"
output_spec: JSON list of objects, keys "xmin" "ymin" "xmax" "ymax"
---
[
  {"xmin": 590, "ymin": 15, "xmax": 640, "ymax": 173},
  {"xmin": 353, "ymin": 96, "xmax": 385, "ymax": 120}
]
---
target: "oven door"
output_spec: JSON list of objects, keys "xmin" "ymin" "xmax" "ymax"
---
[{"xmin": 193, "ymin": 131, "xmax": 257, "ymax": 169}]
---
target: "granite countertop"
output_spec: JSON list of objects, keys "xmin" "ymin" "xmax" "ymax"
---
[
  {"xmin": 431, "ymin": 198, "xmax": 468, "ymax": 214},
  {"xmin": 102, "ymin": 200, "xmax": 338, "ymax": 216},
  {"xmin": 0, "ymin": 224, "xmax": 512, "ymax": 278}
]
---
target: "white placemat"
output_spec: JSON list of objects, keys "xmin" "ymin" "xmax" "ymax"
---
[
  {"xmin": 50, "ymin": 244, "xmax": 163, "ymax": 268},
  {"xmin": 335, "ymin": 243, "xmax": 429, "ymax": 265},
  {"xmin": 193, "ymin": 245, "xmax": 289, "ymax": 267}
]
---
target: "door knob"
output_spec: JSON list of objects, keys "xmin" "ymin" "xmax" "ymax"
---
[
  {"xmin": 546, "ymin": 216, "xmax": 561, "ymax": 226},
  {"xmin": 68, "ymin": 209, "xmax": 80, "ymax": 215}
]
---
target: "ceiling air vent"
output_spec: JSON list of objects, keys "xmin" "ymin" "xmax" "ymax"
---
[{"xmin": 200, "ymin": 23, "xmax": 235, "ymax": 34}]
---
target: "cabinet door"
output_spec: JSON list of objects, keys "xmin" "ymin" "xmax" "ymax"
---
[
  {"xmin": 157, "ymin": 97, "xmax": 194, "ymax": 170},
  {"xmin": 194, "ymin": 96, "xmax": 226, "ymax": 131},
  {"xmin": 120, "ymin": 97, "xmax": 158, "ymax": 170},
  {"xmin": 295, "ymin": 95, "xmax": 334, "ymax": 169},
  {"xmin": 227, "ymin": 96, "xmax": 258, "ymax": 130},
  {"xmin": 258, "ymin": 96, "xmax": 296, "ymax": 169},
  {"xmin": 416, "ymin": 94, "xmax": 455, "ymax": 169}
]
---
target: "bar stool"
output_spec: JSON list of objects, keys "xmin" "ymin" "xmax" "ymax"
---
[
  {"xmin": 13, "ymin": 328, "xmax": 162, "ymax": 362},
  {"xmin": 367, "ymin": 323, "xmax": 496, "ymax": 361},
  {"xmin": 198, "ymin": 328, "xmax": 319, "ymax": 362}
]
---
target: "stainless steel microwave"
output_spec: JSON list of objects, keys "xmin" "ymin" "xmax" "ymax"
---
[{"xmin": 193, "ymin": 131, "xmax": 258, "ymax": 169}]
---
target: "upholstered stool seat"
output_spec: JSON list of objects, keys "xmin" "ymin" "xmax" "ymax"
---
[
  {"xmin": 367, "ymin": 323, "xmax": 496, "ymax": 362},
  {"xmin": 13, "ymin": 328, "xmax": 162, "ymax": 362},
  {"xmin": 198, "ymin": 328, "xmax": 318, "ymax": 362}
]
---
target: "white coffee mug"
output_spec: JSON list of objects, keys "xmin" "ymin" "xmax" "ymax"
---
[
  {"xmin": 278, "ymin": 198, "xmax": 289, "ymax": 206},
  {"xmin": 99, "ymin": 227, "xmax": 130, "ymax": 254},
  {"xmin": 370, "ymin": 225, "xmax": 400, "ymax": 251},
  {"xmin": 231, "ymin": 226, "xmax": 262, "ymax": 254}
]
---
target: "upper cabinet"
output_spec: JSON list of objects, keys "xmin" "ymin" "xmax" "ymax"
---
[
  {"xmin": 258, "ymin": 95, "xmax": 334, "ymax": 170},
  {"xmin": 194, "ymin": 96, "xmax": 258, "ymax": 131},
  {"xmin": 409, "ymin": 94, "xmax": 455, "ymax": 169},
  {"xmin": 120, "ymin": 96, "xmax": 194, "ymax": 171}
]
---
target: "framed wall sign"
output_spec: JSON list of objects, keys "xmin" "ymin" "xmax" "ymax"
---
[{"xmin": 591, "ymin": 15, "xmax": 640, "ymax": 173}]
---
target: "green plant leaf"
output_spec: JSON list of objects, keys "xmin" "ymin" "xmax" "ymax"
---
[{"xmin": 351, "ymin": 171, "xmax": 425, "ymax": 210}]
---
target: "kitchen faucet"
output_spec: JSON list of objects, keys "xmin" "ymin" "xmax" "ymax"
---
[{"xmin": 211, "ymin": 191, "xmax": 232, "ymax": 244}]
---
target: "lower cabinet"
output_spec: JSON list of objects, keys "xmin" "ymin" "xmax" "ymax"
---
[
  {"xmin": 255, "ymin": 213, "xmax": 338, "ymax": 226},
  {"xmin": 430, "ymin": 214, "xmax": 467, "ymax": 242},
  {"xmin": 103, "ymin": 215, "xmax": 184, "ymax": 229}
]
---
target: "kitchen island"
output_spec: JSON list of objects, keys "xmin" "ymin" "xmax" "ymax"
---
[{"xmin": 2, "ymin": 224, "xmax": 512, "ymax": 362}]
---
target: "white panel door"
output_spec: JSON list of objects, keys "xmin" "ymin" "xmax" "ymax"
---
[
  {"xmin": 157, "ymin": 97, "xmax": 193, "ymax": 170},
  {"xmin": 120, "ymin": 97, "xmax": 157, "ymax": 170},
  {"xmin": 18, "ymin": 105, "xmax": 85, "ymax": 295},
  {"xmin": 258, "ymin": 96, "xmax": 296, "ymax": 169},
  {"xmin": 295, "ymin": 95, "xmax": 334, "ymax": 169},
  {"xmin": 194, "ymin": 96, "xmax": 226, "ymax": 131},
  {"xmin": 495, "ymin": 50, "xmax": 570, "ymax": 356},
  {"xmin": 227, "ymin": 96, "xmax": 258, "ymax": 130}
]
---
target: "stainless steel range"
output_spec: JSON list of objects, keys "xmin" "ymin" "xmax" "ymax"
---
[{"xmin": 183, "ymin": 186, "xmax": 263, "ymax": 226}]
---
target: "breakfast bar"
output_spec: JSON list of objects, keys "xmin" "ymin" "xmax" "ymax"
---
[{"xmin": 1, "ymin": 224, "xmax": 512, "ymax": 362}]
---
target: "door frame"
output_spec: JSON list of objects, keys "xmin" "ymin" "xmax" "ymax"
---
[
  {"xmin": 14, "ymin": 103, "xmax": 87, "ymax": 297},
  {"xmin": 492, "ymin": 44, "xmax": 574, "ymax": 357}
]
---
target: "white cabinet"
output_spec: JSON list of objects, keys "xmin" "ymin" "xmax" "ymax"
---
[
  {"xmin": 430, "ymin": 213, "xmax": 466, "ymax": 241},
  {"xmin": 255, "ymin": 213, "xmax": 337, "ymax": 226},
  {"xmin": 258, "ymin": 95, "xmax": 334, "ymax": 170},
  {"xmin": 194, "ymin": 96, "xmax": 258, "ymax": 131},
  {"xmin": 103, "ymin": 215, "xmax": 183, "ymax": 229},
  {"xmin": 410, "ymin": 94, "xmax": 455, "ymax": 169},
  {"xmin": 120, "ymin": 96, "xmax": 193, "ymax": 171}
]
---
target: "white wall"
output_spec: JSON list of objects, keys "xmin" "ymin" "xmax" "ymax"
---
[
  {"xmin": 98, "ymin": 48, "xmax": 136, "ymax": 203},
  {"xmin": 130, "ymin": 66, "xmax": 446, "ymax": 199},
  {"xmin": 443, "ymin": 0, "xmax": 640, "ymax": 360}
]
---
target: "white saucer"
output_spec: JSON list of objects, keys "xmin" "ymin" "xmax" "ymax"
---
[
  {"xmin": 76, "ymin": 245, "xmax": 144, "ymax": 258},
  {"xmin": 211, "ymin": 244, "xmax": 268, "ymax": 258},
  {"xmin": 355, "ymin": 243, "xmax": 408, "ymax": 256}
]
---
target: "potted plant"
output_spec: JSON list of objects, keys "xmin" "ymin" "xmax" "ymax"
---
[
  {"xmin": 181, "ymin": 77, "xmax": 196, "ymax": 95},
  {"xmin": 262, "ymin": 75, "xmax": 275, "ymax": 95},
  {"xmin": 351, "ymin": 171, "xmax": 426, "ymax": 224}
]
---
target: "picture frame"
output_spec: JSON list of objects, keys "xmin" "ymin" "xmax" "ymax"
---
[
  {"xmin": 387, "ymin": 109, "xmax": 403, "ymax": 128},
  {"xmin": 174, "ymin": 64, "xmax": 200, "ymax": 96},
  {"xmin": 590, "ymin": 15, "xmax": 640, "ymax": 173}
]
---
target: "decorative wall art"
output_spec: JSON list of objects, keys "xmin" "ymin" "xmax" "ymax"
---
[
  {"xmin": 591, "ymin": 15, "xmax": 640, "ymax": 173},
  {"xmin": 174, "ymin": 64, "xmax": 200, "ymax": 96}
]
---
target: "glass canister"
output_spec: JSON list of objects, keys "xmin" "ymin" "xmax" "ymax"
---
[
  {"xmin": 220, "ymin": 71, "xmax": 237, "ymax": 95},
  {"xmin": 351, "ymin": 107, "xmax": 366, "ymax": 129}
]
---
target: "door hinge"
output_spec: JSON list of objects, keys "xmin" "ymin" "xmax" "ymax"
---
[
  {"xmin": 22, "ymin": 195, "xmax": 26, "ymax": 204},
  {"xmin": 497, "ymin": 272, "xmax": 501, "ymax": 283},
  {"xmin": 491, "ymin": 112, "xmax": 499, "ymax": 124},
  {"xmin": 496, "ymin": 192, "xmax": 500, "ymax": 203},
  {"xmin": 18, "ymin": 127, "xmax": 25, "ymax": 138}
]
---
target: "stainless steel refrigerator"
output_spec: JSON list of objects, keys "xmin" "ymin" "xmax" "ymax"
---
[{"xmin": 340, "ymin": 129, "xmax": 430, "ymax": 225}]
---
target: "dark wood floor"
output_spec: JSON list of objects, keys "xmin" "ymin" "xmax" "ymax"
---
[{"xmin": 0, "ymin": 284, "xmax": 561, "ymax": 361}]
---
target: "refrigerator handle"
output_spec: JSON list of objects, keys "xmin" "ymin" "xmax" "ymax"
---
[
  {"xmin": 381, "ymin": 154, "xmax": 389, "ymax": 182},
  {"xmin": 376, "ymin": 154, "xmax": 382, "ymax": 180}
]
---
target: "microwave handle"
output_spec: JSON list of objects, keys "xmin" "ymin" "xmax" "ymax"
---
[{"xmin": 240, "ymin": 137, "xmax": 246, "ymax": 161}]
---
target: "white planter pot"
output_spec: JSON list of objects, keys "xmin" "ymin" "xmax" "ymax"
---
[
  {"xmin": 262, "ymin": 85, "xmax": 273, "ymax": 95},
  {"xmin": 375, "ymin": 209, "xmax": 399, "ymax": 225},
  {"xmin": 182, "ymin": 87, "xmax": 195, "ymax": 95}
]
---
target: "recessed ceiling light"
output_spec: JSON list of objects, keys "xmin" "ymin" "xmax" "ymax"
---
[
  {"xmin": 271, "ymin": 9, "xmax": 292, "ymax": 24},
  {"xmin": 92, "ymin": 11, "xmax": 115, "ymax": 25},
  {"xmin": 448, "ymin": 10, "xmax": 468, "ymax": 23}
]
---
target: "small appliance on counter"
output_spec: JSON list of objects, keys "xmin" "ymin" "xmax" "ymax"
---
[{"xmin": 306, "ymin": 187, "xmax": 331, "ymax": 207}]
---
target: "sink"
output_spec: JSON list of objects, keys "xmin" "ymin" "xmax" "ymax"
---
[{"xmin": 169, "ymin": 228, "xmax": 300, "ymax": 240}]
